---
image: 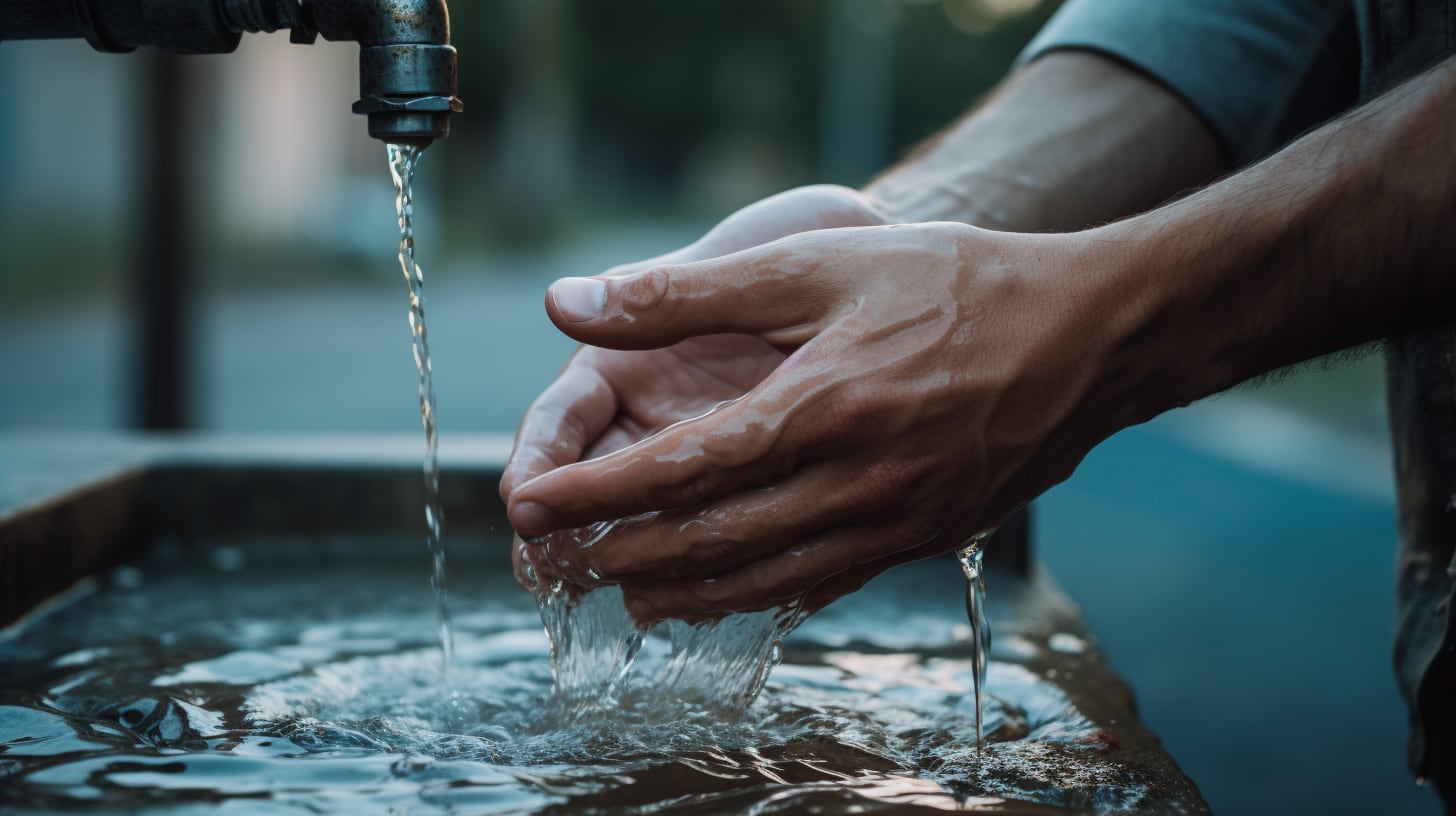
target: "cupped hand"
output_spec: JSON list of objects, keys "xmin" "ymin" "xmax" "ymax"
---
[
  {"xmin": 507, "ymin": 220, "xmax": 1126, "ymax": 622},
  {"xmin": 500, "ymin": 185, "xmax": 891, "ymax": 589}
]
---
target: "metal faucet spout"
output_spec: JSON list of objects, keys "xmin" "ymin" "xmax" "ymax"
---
[
  {"xmin": 352, "ymin": 42, "xmax": 462, "ymax": 147},
  {"xmin": 234, "ymin": 0, "xmax": 463, "ymax": 146},
  {"xmin": 1, "ymin": 0, "xmax": 463, "ymax": 146}
]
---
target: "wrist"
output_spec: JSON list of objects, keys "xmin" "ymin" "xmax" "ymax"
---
[
  {"xmin": 863, "ymin": 171, "xmax": 1037, "ymax": 231},
  {"xmin": 1051, "ymin": 219, "xmax": 1231, "ymax": 439}
]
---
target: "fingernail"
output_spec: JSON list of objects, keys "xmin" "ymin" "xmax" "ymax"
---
[
  {"xmin": 623, "ymin": 592, "xmax": 662, "ymax": 626},
  {"xmin": 510, "ymin": 501, "xmax": 554, "ymax": 537},
  {"xmin": 550, "ymin": 277, "xmax": 606, "ymax": 322}
]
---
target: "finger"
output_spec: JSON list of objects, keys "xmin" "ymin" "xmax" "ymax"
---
[
  {"xmin": 499, "ymin": 357, "xmax": 617, "ymax": 502},
  {"xmin": 515, "ymin": 532, "xmax": 600, "ymax": 599},
  {"xmin": 512, "ymin": 535, "xmax": 543, "ymax": 591},
  {"xmin": 523, "ymin": 512, "xmax": 660, "ymax": 587},
  {"xmin": 799, "ymin": 539, "xmax": 948, "ymax": 616},
  {"xmin": 514, "ymin": 532, "xmax": 582, "ymax": 592},
  {"xmin": 507, "ymin": 336, "xmax": 852, "ymax": 539},
  {"xmin": 506, "ymin": 325, "xmax": 876, "ymax": 539},
  {"xmin": 542, "ymin": 236, "xmax": 848, "ymax": 351},
  {"xmin": 619, "ymin": 516, "xmax": 940, "ymax": 624},
  {"xmin": 599, "ymin": 185, "xmax": 884, "ymax": 278},
  {"xmin": 581, "ymin": 425, "xmax": 644, "ymax": 461},
  {"xmin": 506, "ymin": 391, "xmax": 784, "ymax": 538},
  {"xmin": 569, "ymin": 458, "xmax": 919, "ymax": 584}
]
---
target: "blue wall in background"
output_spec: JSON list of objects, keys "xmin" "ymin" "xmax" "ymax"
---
[{"xmin": 1039, "ymin": 416, "xmax": 1434, "ymax": 815}]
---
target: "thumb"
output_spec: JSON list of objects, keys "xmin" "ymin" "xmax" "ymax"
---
[{"xmin": 544, "ymin": 240, "xmax": 841, "ymax": 350}]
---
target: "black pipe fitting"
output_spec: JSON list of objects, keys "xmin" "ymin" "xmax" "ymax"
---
[{"xmin": 0, "ymin": 0, "xmax": 462, "ymax": 146}]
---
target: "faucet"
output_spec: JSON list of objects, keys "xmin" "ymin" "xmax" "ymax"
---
[{"xmin": 1, "ymin": 0, "xmax": 463, "ymax": 146}]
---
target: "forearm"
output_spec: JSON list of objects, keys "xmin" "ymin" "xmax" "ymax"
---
[
  {"xmin": 864, "ymin": 50, "xmax": 1228, "ymax": 232},
  {"xmin": 1088, "ymin": 55, "xmax": 1456, "ymax": 430}
]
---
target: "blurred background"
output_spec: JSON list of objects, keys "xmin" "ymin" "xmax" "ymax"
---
[{"xmin": 0, "ymin": 1, "xmax": 1427, "ymax": 814}]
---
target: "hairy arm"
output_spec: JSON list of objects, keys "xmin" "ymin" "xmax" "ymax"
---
[
  {"xmin": 865, "ymin": 50, "xmax": 1228, "ymax": 231},
  {"xmin": 1094, "ymin": 54, "xmax": 1456, "ymax": 417}
]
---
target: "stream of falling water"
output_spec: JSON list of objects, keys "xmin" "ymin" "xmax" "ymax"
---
[{"xmin": 389, "ymin": 143, "xmax": 456, "ymax": 704}]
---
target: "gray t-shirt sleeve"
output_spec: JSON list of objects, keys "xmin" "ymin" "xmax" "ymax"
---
[{"xmin": 1017, "ymin": 0, "xmax": 1356, "ymax": 164}]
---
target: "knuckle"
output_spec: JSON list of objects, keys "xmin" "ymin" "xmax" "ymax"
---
[
  {"xmin": 796, "ymin": 380, "xmax": 882, "ymax": 449},
  {"xmin": 755, "ymin": 561, "xmax": 817, "ymax": 604},
  {"xmin": 530, "ymin": 400, "xmax": 591, "ymax": 454},
  {"xmin": 621, "ymin": 265, "xmax": 673, "ymax": 312},
  {"xmin": 847, "ymin": 457, "xmax": 916, "ymax": 508},
  {"xmin": 587, "ymin": 537, "xmax": 647, "ymax": 580},
  {"xmin": 693, "ymin": 576, "xmax": 738, "ymax": 606},
  {"xmin": 887, "ymin": 514, "xmax": 941, "ymax": 552},
  {"xmin": 699, "ymin": 430, "xmax": 769, "ymax": 471},
  {"xmin": 808, "ymin": 457, "xmax": 919, "ymax": 520},
  {"xmin": 683, "ymin": 534, "xmax": 742, "ymax": 571},
  {"xmin": 651, "ymin": 467, "xmax": 721, "ymax": 510}
]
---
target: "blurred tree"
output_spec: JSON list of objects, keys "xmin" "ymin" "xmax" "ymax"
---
[{"xmin": 433, "ymin": 0, "xmax": 1057, "ymax": 246}]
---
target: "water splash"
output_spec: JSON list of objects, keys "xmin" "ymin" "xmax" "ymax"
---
[
  {"xmin": 958, "ymin": 531, "xmax": 993, "ymax": 752},
  {"xmin": 656, "ymin": 604, "xmax": 796, "ymax": 713},
  {"xmin": 533, "ymin": 581, "xmax": 797, "ymax": 722},
  {"xmin": 388, "ymin": 143, "xmax": 456, "ymax": 709},
  {"xmin": 537, "ymin": 583, "xmax": 647, "ymax": 709},
  {"xmin": 527, "ymin": 518, "xmax": 802, "ymax": 719}
]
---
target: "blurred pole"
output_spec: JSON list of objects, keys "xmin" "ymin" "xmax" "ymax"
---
[
  {"xmin": 130, "ymin": 51, "xmax": 193, "ymax": 430},
  {"xmin": 819, "ymin": 0, "xmax": 895, "ymax": 185}
]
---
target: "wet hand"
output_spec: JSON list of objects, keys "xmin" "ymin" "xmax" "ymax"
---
[
  {"xmin": 500, "ymin": 185, "xmax": 891, "ymax": 590},
  {"xmin": 507, "ymin": 222, "xmax": 1118, "ymax": 622}
]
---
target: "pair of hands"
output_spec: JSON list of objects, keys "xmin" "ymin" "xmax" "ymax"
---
[{"xmin": 500, "ymin": 184, "xmax": 1111, "ymax": 623}]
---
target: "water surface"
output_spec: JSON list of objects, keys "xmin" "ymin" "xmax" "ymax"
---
[{"xmin": 0, "ymin": 541, "xmax": 1174, "ymax": 814}]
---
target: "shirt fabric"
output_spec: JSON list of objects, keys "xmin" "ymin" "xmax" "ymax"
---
[
  {"xmin": 1017, "ymin": 0, "xmax": 1456, "ymax": 799},
  {"xmin": 1018, "ymin": 0, "xmax": 1357, "ymax": 164}
]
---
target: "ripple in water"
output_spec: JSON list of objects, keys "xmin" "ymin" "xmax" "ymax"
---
[{"xmin": 0, "ymin": 553, "xmax": 1164, "ymax": 814}]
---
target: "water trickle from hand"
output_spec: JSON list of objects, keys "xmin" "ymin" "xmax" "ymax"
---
[
  {"xmin": 389, "ymin": 143, "xmax": 456, "ymax": 709},
  {"xmin": 958, "ymin": 533, "xmax": 992, "ymax": 753}
]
